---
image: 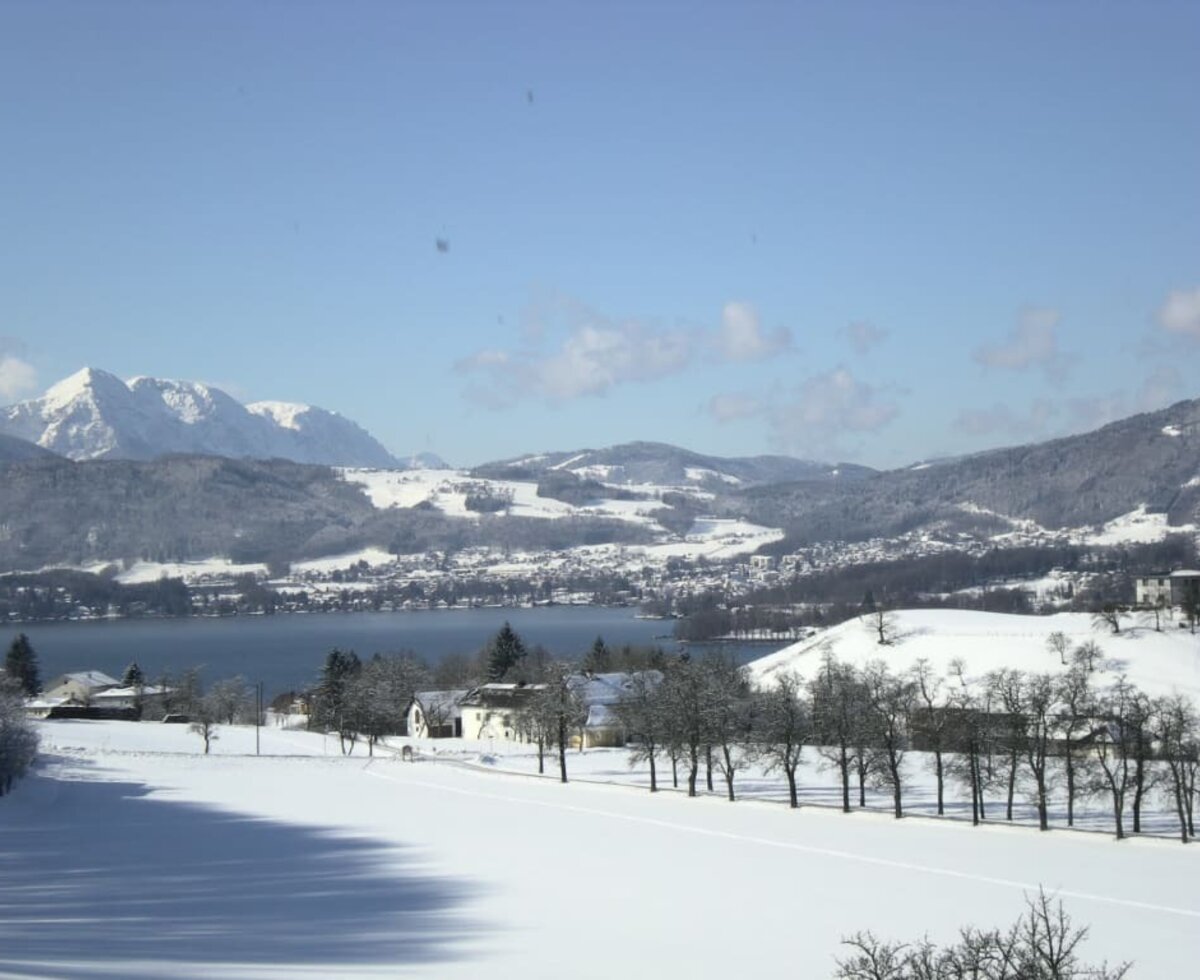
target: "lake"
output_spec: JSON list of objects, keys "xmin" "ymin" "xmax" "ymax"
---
[{"xmin": 13, "ymin": 608, "xmax": 779, "ymax": 698}]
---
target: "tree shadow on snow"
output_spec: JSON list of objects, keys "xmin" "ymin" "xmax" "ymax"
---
[{"xmin": 0, "ymin": 756, "xmax": 483, "ymax": 976}]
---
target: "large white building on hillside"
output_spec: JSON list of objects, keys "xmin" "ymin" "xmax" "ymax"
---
[{"xmin": 1135, "ymin": 569, "xmax": 1200, "ymax": 609}]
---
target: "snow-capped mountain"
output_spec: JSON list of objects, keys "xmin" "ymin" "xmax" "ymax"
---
[{"xmin": 0, "ymin": 368, "xmax": 398, "ymax": 467}]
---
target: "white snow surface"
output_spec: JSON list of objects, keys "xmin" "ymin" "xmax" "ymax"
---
[
  {"xmin": 1073, "ymin": 505, "xmax": 1196, "ymax": 546},
  {"xmin": 288, "ymin": 547, "xmax": 396, "ymax": 575},
  {"xmin": 10, "ymin": 718, "xmax": 1198, "ymax": 978},
  {"xmin": 339, "ymin": 469, "xmax": 780, "ymax": 559},
  {"xmin": 115, "ymin": 558, "xmax": 269, "ymax": 584},
  {"xmin": 0, "ymin": 367, "xmax": 397, "ymax": 466},
  {"xmin": 748, "ymin": 608, "xmax": 1200, "ymax": 700}
]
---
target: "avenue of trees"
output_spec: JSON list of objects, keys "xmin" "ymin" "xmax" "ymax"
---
[{"xmin": 607, "ymin": 643, "xmax": 1200, "ymax": 845}]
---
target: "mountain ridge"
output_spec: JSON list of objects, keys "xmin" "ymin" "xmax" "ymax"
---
[{"xmin": 0, "ymin": 367, "xmax": 399, "ymax": 467}]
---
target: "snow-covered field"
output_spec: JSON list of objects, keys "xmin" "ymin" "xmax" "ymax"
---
[
  {"xmin": 7, "ymin": 716, "xmax": 1198, "ymax": 978},
  {"xmin": 750, "ymin": 608, "xmax": 1200, "ymax": 701}
]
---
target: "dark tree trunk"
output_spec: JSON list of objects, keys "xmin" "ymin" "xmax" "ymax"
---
[
  {"xmin": 934, "ymin": 750, "xmax": 944, "ymax": 816},
  {"xmin": 648, "ymin": 750, "xmax": 657, "ymax": 793},
  {"xmin": 705, "ymin": 745, "xmax": 714, "ymax": 792},
  {"xmin": 558, "ymin": 719, "xmax": 568, "ymax": 783},
  {"xmin": 1065, "ymin": 752, "xmax": 1076, "ymax": 827},
  {"xmin": 839, "ymin": 746, "xmax": 851, "ymax": 812},
  {"xmin": 786, "ymin": 769, "xmax": 798, "ymax": 808},
  {"xmin": 889, "ymin": 760, "xmax": 902, "ymax": 819},
  {"xmin": 1132, "ymin": 756, "xmax": 1146, "ymax": 834},
  {"xmin": 1005, "ymin": 750, "xmax": 1018, "ymax": 821}
]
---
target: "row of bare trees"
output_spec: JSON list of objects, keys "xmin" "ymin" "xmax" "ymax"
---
[{"xmin": 612, "ymin": 651, "xmax": 1200, "ymax": 844}]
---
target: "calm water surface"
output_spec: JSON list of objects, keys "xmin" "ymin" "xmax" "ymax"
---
[{"xmin": 15, "ymin": 608, "xmax": 772, "ymax": 697}]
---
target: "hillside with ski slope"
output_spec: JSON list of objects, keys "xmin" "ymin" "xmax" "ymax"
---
[{"xmin": 8, "ymin": 717, "xmax": 1197, "ymax": 978}]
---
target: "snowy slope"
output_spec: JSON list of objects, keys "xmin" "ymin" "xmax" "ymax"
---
[
  {"xmin": 10, "ymin": 719, "xmax": 1198, "ymax": 978},
  {"xmin": 748, "ymin": 608, "xmax": 1200, "ymax": 699},
  {"xmin": 0, "ymin": 367, "xmax": 398, "ymax": 466},
  {"xmin": 340, "ymin": 466, "xmax": 784, "ymax": 558}
]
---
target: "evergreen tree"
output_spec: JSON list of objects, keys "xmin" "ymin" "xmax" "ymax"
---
[
  {"xmin": 4, "ymin": 634, "xmax": 40, "ymax": 697},
  {"xmin": 121, "ymin": 661, "xmax": 145, "ymax": 688},
  {"xmin": 582, "ymin": 635, "xmax": 612, "ymax": 673},
  {"xmin": 486, "ymin": 622, "xmax": 527, "ymax": 681},
  {"xmin": 311, "ymin": 649, "xmax": 362, "ymax": 752}
]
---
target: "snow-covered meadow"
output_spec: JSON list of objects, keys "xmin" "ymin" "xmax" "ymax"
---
[{"xmin": 7, "ymin": 707, "xmax": 1199, "ymax": 978}]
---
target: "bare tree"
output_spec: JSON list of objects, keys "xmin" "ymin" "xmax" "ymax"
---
[
  {"xmin": 990, "ymin": 668, "xmax": 1027, "ymax": 822},
  {"xmin": 1046, "ymin": 630, "xmax": 1070, "ymax": 666},
  {"xmin": 809, "ymin": 653, "xmax": 863, "ymax": 812},
  {"xmin": 1090, "ymin": 677, "xmax": 1139, "ymax": 840},
  {"xmin": 348, "ymin": 654, "xmax": 430, "ymax": 756},
  {"xmin": 531, "ymin": 663, "xmax": 586, "ymax": 783},
  {"xmin": 835, "ymin": 889, "xmax": 1131, "ymax": 980},
  {"xmin": 947, "ymin": 659, "xmax": 996, "ymax": 826},
  {"xmin": 1092, "ymin": 603, "xmax": 1128, "ymax": 635},
  {"xmin": 1022, "ymin": 673, "xmax": 1058, "ymax": 831},
  {"xmin": 862, "ymin": 661, "xmax": 915, "ymax": 819},
  {"xmin": 1125, "ymin": 689, "xmax": 1157, "ymax": 835},
  {"xmin": 1054, "ymin": 668, "xmax": 1094, "ymax": 828},
  {"xmin": 660, "ymin": 658, "xmax": 708, "ymax": 797},
  {"xmin": 864, "ymin": 607, "xmax": 898, "ymax": 646},
  {"xmin": 208, "ymin": 676, "xmax": 251, "ymax": 725},
  {"xmin": 1154, "ymin": 694, "xmax": 1199, "ymax": 844},
  {"xmin": 702, "ymin": 657, "xmax": 754, "ymax": 802},
  {"xmin": 189, "ymin": 693, "xmax": 219, "ymax": 755},
  {"xmin": 614, "ymin": 670, "xmax": 665, "ymax": 792},
  {"xmin": 910, "ymin": 659, "xmax": 950, "ymax": 816},
  {"xmin": 1072, "ymin": 640, "xmax": 1103, "ymax": 674},
  {"xmin": 755, "ymin": 673, "xmax": 809, "ymax": 808}
]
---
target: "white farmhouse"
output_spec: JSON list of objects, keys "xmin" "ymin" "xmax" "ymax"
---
[{"xmin": 407, "ymin": 689, "xmax": 469, "ymax": 739}]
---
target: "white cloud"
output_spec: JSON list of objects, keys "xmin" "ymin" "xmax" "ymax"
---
[
  {"xmin": 717, "ymin": 302, "xmax": 790, "ymax": 361},
  {"xmin": 0, "ymin": 356, "xmax": 37, "ymax": 402},
  {"xmin": 972, "ymin": 307, "xmax": 1067, "ymax": 377},
  {"xmin": 1157, "ymin": 287, "xmax": 1200, "ymax": 338},
  {"xmin": 840, "ymin": 320, "xmax": 888, "ymax": 355},
  {"xmin": 459, "ymin": 296, "xmax": 792, "ymax": 407},
  {"xmin": 765, "ymin": 367, "xmax": 899, "ymax": 458},
  {"xmin": 706, "ymin": 392, "xmax": 764, "ymax": 423}
]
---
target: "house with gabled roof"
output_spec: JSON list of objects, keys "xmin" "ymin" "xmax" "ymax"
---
[{"xmin": 407, "ymin": 689, "xmax": 469, "ymax": 739}]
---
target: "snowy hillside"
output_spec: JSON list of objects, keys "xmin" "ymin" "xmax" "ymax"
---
[
  {"xmin": 0, "ymin": 367, "xmax": 398, "ymax": 466},
  {"xmin": 748, "ymin": 608, "xmax": 1200, "ymax": 699},
  {"xmin": 341, "ymin": 466, "xmax": 784, "ymax": 558},
  {"xmin": 475, "ymin": 439, "xmax": 867, "ymax": 489},
  {"xmin": 10, "ymin": 718, "xmax": 1197, "ymax": 977}
]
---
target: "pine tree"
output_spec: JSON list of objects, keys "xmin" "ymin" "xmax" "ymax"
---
[
  {"xmin": 486, "ymin": 622, "xmax": 527, "ymax": 681},
  {"xmin": 4, "ymin": 634, "xmax": 40, "ymax": 697},
  {"xmin": 121, "ymin": 661, "xmax": 146, "ymax": 688}
]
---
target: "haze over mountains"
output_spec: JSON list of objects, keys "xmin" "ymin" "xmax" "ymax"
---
[{"xmin": 0, "ymin": 368, "xmax": 404, "ymax": 467}]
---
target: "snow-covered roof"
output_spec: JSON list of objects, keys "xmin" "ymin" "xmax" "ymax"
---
[
  {"xmin": 1170, "ymin": 569, "xmax": 1200, "ymax": 578},
  {"xmin": 45, "ymin": 671, "xmax": 120, "ymax": 692},
  {"xmin": 92, "ymin": 684, "xmax": 171, "ymax": 700},
  {"xmin": 411, "ymin": 689, "xmax": 469, "ymax": 714},
  {"xmin": 568, "ymin": 671, "xmax": 662, "ymax": 707}
]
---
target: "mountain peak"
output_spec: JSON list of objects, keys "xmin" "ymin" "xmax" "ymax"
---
[
  {"xmin": 1, "ymin": 369, "xmax": 399, "ymax": 467},
  {"xmin": 43, "ymin": 366, "xmax": 126, "ymax": 410}
]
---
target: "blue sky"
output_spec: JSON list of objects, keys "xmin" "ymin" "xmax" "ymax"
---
[{"xmin": 2, "ymin": 1, "xmax": 1197, "ymax": 468}]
